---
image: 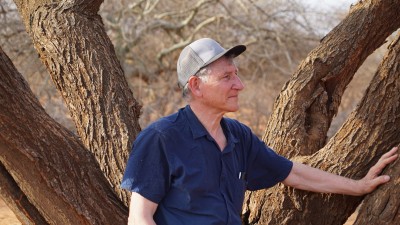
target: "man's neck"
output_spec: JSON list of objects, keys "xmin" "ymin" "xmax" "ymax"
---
[
  {"xmin": 189, "ymin": 103, "xmax": 228, "ymax": 150},
  {"xmin": 189, "ymin": 103, "xmax": 224, "ymax": 135}
]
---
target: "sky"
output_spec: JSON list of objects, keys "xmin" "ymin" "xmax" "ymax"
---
[
  {"xmin": 298, "ymin": 0, "xmax": 360, "ymax": 36},
  {"xmin": 301, "ymin": 0, "xmax": 358, "ymax": 10}
]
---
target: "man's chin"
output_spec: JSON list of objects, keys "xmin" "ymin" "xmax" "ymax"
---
[{"xmin": 227, "ymin": 105, "xmax": 240, "ymax": 113}]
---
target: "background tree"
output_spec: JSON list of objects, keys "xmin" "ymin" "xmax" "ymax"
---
[{"xmin": 0, "ymin": 0, "xmax": 399, "ymax": 225}]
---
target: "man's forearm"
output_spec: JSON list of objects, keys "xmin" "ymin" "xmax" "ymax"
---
[
  {"xmin": 283, "ymin": 162, "xmax": 366, "ymax": 196},
  {"xmin": 128, "ymin": 192, "xmax": 158, "ymax": 225},
  {"xmin": 283, "ymin": 146, "xmax": 398, "ymax": 196},
  {"xmin": 128, "ymin": 216, "xmax": 156, "ymax": 225}
]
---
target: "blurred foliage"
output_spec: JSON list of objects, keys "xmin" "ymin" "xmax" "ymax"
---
[
  {"xmin": 99, "ymin": 0, "xmax": 326, "ymax": 132},
  {"xmin": 0, "ymin": 0, "xmax": 380, "ymax": 136},
  {"xmin": 0, "ymin": 1, "xmax": 75, "ymax": 131},
  {"xmin": 101, "ymin": 0, "xmax": 319, "ymax": 83}
]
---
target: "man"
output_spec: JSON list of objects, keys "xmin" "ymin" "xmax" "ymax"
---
[{"xmin": 121, "ymin": 38, "xmax": 398, "ymax": 225}]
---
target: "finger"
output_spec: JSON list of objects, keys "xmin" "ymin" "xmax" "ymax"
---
[
  {"xmin": 370, "ymin": 154, "xmax": 398, "ymax": 175},
  {"xmin": 366, "ymin": 155, "xmax": 398, "ymax": 180},
  {"xmin": 361, "ymin": 175, "xmax": 391, "ymax": 194},
  {"xmin": 379, "ymin": 147, "xmax": 398, "ymax": 162},
  {"xmin": 378, "ymin": 153, "xmax": 398, "ymax": 167},
  {"xmin": 365, "ymin": 147, "xmax": 398, "ymax": 180},
  {"xmin": 372, "ymin": 175, "xmax": 391, "ymax": 186}
]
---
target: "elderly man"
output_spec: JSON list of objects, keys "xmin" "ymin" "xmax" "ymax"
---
[{"xmin": 121, "ymin": 38, "xmax": 398, "ymax": 225}]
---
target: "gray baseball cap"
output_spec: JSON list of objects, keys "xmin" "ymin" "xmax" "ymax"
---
[{"xmin": 177, "ymin": 38, "xmax": 246, "ymax": 88}]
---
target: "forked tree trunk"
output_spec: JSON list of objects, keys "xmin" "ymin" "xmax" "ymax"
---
[
  {"xmin": 353, "ymin": 37, "xmax": 400, "ymax": 225},
  {"xmin": 0, "ymin": 47, "xmax": 128, "ymax": 224},
  {"xmin": 1, "ymin": 0, "xmax": 399, "ymax": 224},
  {"xmin": 243, "ymin": 0, "xmax": 400, "ymax": 224},
  {"xmin": 12, "ymin": 0, "xmax": 142, "ymax": 205},
  {"xmin": 0, "ymin": 46, "xmax": 128, "ymax": 225},
  {"xmin": 261, "ymin": 0, "xmax": 400, "ymax": 157},
  {"xmin": 243, "ymin": 34, "xmax": 400, "ymax": 223},
  {"xmin": 0, "ymin": 162, "xmax": 47, "ymax": 225}
]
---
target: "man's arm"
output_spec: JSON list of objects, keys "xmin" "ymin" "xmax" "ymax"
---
[
  {"xmin": 282, "ymin": 147, "xmax": 398, "ymax": 196},
  {"xmin": 128, "ymin": 192, "xmax": 158, "ymax": 225}
]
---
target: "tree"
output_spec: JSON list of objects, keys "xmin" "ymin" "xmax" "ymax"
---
[
  {"xmin": 242, "ymin": 0, "xmax": 400, "ymax": 224},
  {"xmin": 0, "ymin": 0, "xmax": 399, "ymax": 225},
  {"xmin": 1, "ymin": 0, "xmax": 139, "ymax": 224}
]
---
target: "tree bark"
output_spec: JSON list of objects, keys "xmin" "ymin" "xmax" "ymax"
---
[
  {"xmin": 12, "ymin": 0, "xmax": 142, "ymax": 205},
  {"xmin": 355, "ymin": 156, "xmax": 400, "ymax": 225},
  {"xmin": 353, "ymin": 36, "xmax": 400, "ymax": 225},
  {"xmin": 1, "ymin": 0, "xmax": 399, "ymax": 224},
  {"xmin": 243, "ymin": 32, "xmax": 400, "ymax": 224},
  {"xmin": 0, "ymin": 47, "xmax": 128, "ymax": 224},
  {"xmin": 0, "ymin": 162, "xmax": 48, "ymax": 225},
  {"xmin": 262, "ymin": 0, "xmax": 400, "ymax": 157},
  {"xmin": 243, "ymin": 0, "xmax": 400, "ymax": 224}
]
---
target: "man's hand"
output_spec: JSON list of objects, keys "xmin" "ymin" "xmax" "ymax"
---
[
  {"xmin": 357, "ymin": 146, "xmax": 398, "ymax": 195},
  {"xmin": 283, "ymin": 147, "xmax": 398, "ymax": 196}
]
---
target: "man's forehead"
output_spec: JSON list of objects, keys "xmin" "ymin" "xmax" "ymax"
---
[
  {"xmin": 208, "ymin": 57, "xmax": 237, "ymax": 72},
  {"xmin": 208, "ymin": 56, "xmax": 236, "ymax": 68}
]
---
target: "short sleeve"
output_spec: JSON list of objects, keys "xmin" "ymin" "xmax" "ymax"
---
[
  {"xmin": 246, "ymin": 134, "xmax": 293, "ymax": 191},
  {"xmin": 120, "ymin": 128, "xmax": 170, "ymax": 203}
]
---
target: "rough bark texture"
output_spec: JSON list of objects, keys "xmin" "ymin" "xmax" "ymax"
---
[
  {"xmin": 0, "ymin": 47, "xmax": 128, "ymax": 224},
  {"xmin": 243, "ymin": 32, "xmax": 400, "ymax": 224},
  {"xmin": 355, "ymin": 157, "xmax": 400, "ymax": 225},
  {"xmin": 243, "ymin": 0, "xmax": 400, "ymax": 224},
  {"xmin": 1, "ymin": 0, "xmax": 399, "ymax": 224},
  {"xmin": 12, "ymin": 0, "xmax": 142, "ymax": 204},
  {"xmin": 0, "ymin": 162, "xmax": 48, "ymax": 225},
  {"xmin": 353, "ymin": 36, "xmax": 400, "ymax": 225},
  {"xmin": 262, "ymin": 0, "xmax": 400, "ymax": 157}
]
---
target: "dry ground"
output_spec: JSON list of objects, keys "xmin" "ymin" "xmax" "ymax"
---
[{"xmin": 0, "ymin": 199, "xmax": 21, "ymax": 225}]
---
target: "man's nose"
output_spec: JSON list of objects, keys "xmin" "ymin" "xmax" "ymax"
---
[{"xmin": 234, "ymin": 75, "xmax": 245, "ymax": 90}]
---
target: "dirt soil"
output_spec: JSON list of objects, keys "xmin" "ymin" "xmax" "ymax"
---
[{"xmin": 0, "ymin": 199, "xmax": 21, "ymax": 225}]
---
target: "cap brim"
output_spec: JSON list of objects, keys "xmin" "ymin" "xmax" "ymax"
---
[{"xmin": 204, "ymin": 45, "xmax": 246, "ymax": 68}]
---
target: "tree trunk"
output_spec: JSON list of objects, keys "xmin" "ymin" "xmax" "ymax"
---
[
  {"xmin": 355, "ymin": 156, "xmax": 400, "ymax": 225},
  {"xmin": 0, "ymin": 162, "xmax": 48, "ymax": 225},
  {"xmin": 0, "ymin": 46, "xmax": 128, "ymax": 224},
  {"xmin": 243, "ymin": 0, "xmax": 400, "ymax": 224},
  {"xmin": 262, "ymin": 0, "xmax": 400, "ymax": 157},
  {"xmin": 12, "ymin": 0, "xmax": 142, "ymax": 205},
  {"xmin": 1, "ymin": 0, "xmax": 400, "ymax": 224},
  {"xmin": 243, "ymin": 33, "xmax": 400, "ymax": 225},
  {"xmin": 353, "ymin": 36, "xmax": 400, "ymax": 225}
]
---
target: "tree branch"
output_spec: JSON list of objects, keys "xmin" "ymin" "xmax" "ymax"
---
[
  {"xmin": 0, "ymin": 161, "xmax": 48, "ymax": 225},
  {"xmin": 0, "ymin": 46, "xmax": 128, "ymax": 224},
  {"xmin": 353, "ymin": 33, "xmax": 400, "ymax": 225},
  {"xmin": 243, "ymin": 27, "xmax": 400, "ymax": 225},
  {"xmin": 12, "ymin": 0, "xmax": 142, "ymax": 204},
  {"xmin": 263, "ymin": 0, "xmax": 400, "ymax": 157},
  {"xmin": 244, "ymin": 0, "xmax": 400, "ymax": 224}
]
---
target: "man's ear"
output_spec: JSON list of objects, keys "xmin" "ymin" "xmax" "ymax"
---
[{"xmin": 188, "ymin": 76, "xmax": 202, "ymax": 97}]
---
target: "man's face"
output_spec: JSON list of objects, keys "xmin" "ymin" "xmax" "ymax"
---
[{"xmin": 197, "ymin": 57, "xmax": 245, "ymax": 113}]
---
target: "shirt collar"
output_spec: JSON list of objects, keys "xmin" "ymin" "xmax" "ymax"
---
[
  {"xmin": 183, "ymin": 105, "xmax": 208, "ymax": 139},
  {"xmin": 221, "ymin": 119, "xmax": 239, "ymax": 145},
  {"xmin": 183, "ymin": 105, "xmax": 239, "ymax": 145}
]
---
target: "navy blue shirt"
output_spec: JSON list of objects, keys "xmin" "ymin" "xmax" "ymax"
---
[{"xmin": 121, "ymin": 105, "xmax": 293, "ymax": 225}]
